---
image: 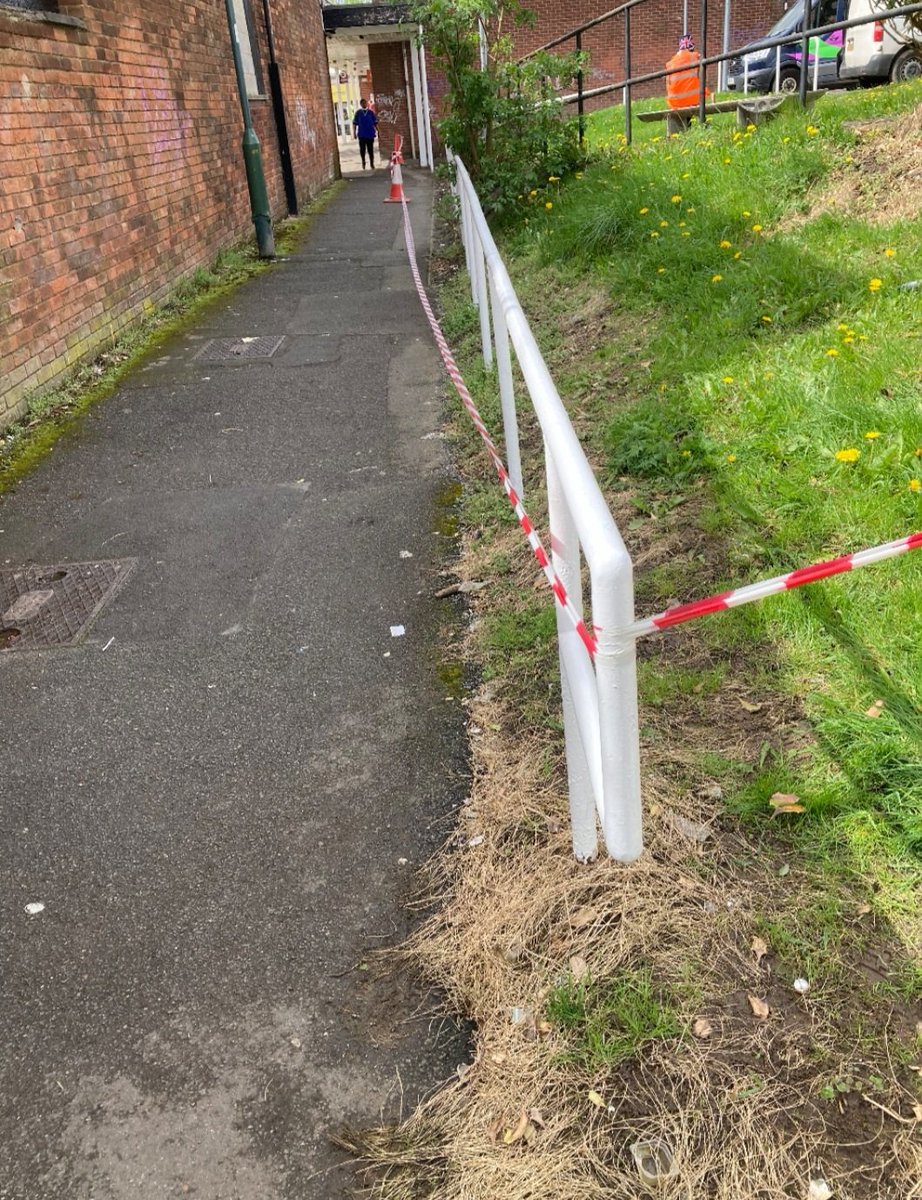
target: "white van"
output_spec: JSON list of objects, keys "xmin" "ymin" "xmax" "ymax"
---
[{"xmin": 839, "ymin": 0, "xmax": 922, "ymax": 84}]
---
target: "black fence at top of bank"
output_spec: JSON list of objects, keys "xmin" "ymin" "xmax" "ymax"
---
[{"xmin": 521, "ymin": 0, "xmax": 922, "ymax": 144}]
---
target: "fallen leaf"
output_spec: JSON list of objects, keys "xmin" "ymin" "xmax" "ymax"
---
[
  {"xmin": 865, "ymin": 699, "xmax": 885, "ymax": 718},
  {"xmin": 748, "ymin": 994, "xmax": 770, "ymax": 1019},
  {"xmin": 769, "ymin": 792, "xmax": 805, "ymax": 815},
  {"xmin": 487, "ymin": 1115, "xmax": 503, "ymax": 1144},
  {"xmin": 693, "ymin": 1017, "xmax": 713, "ymax": 1039},
  {"xmin": 503, "ymin": 1110, "xmax": 529, "ymax": 1145},
  {"xmin": 536, "ymin": 1019, "xmax": 553, "ymax": 1038},
  {"xmin": 778, "ymin": 863, "xmax": 790, "ymax": 877},
  {"xmin": 489, "ymin": 1052, "xmax": 507, "ymax": 1065},
  {"xmin": 738, "ymin": 698, "xmax": 763, "ymax": 713},
  {"xmin": 913, "ymin": 1103, "xmax": 922, "ymax": 1121},
  {"xmin": 751, "ymin": 936, "xmax": 769, "ymax": 965},
  {"xmin": 587, "ymin": 1090, "xmax": 605, "ymax": 1108},
  {"xmin": 529, "ymin": 1107, "xmax": 546, "ymax": 1128},
  {"xmin": 856, "ymin": 902, "xmax": 872, "ymax": 917},
  {"xmin": 544, "ymin": 816, "xmax": 563, "ymax": 834},
  {"xmin": 571, "ymin": 906, "xmax": 600, "ymax": 930},
  {"xmin": 569, "ymin": 954, "xmax": 589, "ymax": 982}
]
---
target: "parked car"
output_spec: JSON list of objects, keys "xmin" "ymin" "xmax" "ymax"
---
[
  {"xmin": 838, "ymin": 0, "xmax": 922, "ymax": 84},
  {"xmin": 727, "ymin": 0, "xmax": 848, "ymax": 93}
]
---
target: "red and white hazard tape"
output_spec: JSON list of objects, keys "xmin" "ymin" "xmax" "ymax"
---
[
  {"xmin": 627, "ymin": 531, "xmax": 922, "ymax": 639},
  {"xmin": 398, "ymin": 196, "xmax": 922, "ymax": 653},
  {"xmin": 398, "ymin": 196, "xmax": 598, "ymax": 658}
]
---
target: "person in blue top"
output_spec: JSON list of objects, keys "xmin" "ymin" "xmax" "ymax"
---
[{"xmin": 352, "ymin": 98, "xmax": 378, "ymax": 169}]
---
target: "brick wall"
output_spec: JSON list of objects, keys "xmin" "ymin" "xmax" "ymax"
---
[
  {"xmin": 368, "ymin": 42, "xmax": 414, "ymax": 161},
  {"xmin": 520, "ymin": 0, "xmax": 789, "ymax": 104},
  {"xmin": 0, "ymin": 0, "xmax": 338, "ymax": 428}
]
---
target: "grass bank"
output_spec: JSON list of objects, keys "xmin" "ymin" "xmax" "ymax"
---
[{"xmin": 349, "ymin": 83, "xmax": 921, "ymax": 1200}]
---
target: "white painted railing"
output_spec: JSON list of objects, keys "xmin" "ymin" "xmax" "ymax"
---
[{"xmin": 450, "ymin": 154, "xmax": 643, "ymax": 864}]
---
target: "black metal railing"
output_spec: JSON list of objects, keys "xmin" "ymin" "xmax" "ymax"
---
[{"xmin": 523, "ymin": 0, "xmax": 922, "ymax": 144}]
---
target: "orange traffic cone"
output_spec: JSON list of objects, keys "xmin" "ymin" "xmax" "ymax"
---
[{"xmin": 384, "ymin": 134, "xmax": 411, "ymax": 203}]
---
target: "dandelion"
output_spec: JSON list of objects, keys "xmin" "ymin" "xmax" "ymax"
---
[
  {"xmin": 825, "ymin": 348, "xmax": 839, "ymax": 357},
  {"xmin": 671, "ymin": 194, "xmax": 682, "ymax": 203},
  {"xmin": 762, "ymin": 315, "xmax": 773, "ymax": 323},
  {"xmin": 733, "ymin": 251, "xmax": 742, "ymax": 260},
  {"xmin": 679, "ymin": 221, "xmax": 687, "ymax": 228},
  {"xmin": 722, "ymin": 376, "xmax": 734, "ymax": 384},
  {"xmin": 657, "ymin": 266, "xmax": 667, "ymax": 274},
  {"xmin": 681, "ymin": 449, "xmax": 691, "ymax": 458},
  {"xmin": 837, "ymin": 323, "xmax": 849, "ymax": 332},
  {"xmin": 910, "ymin": 479, "xmax": 921, "ymax": 492},
  {"xmin": 681, "ymin": 171, "xmax": 690, "ymax": 179},
  {"xmin": 806, "ymin": 124, "xmax": 819, "ymax": 135},
  {"xmin": 650, "ymin": 231, "xmax": 660, "ymax": 238},
  {"xmin": 575, "ymin": 172, "xmax": 583, "ymax": 179},
  {"xmin": 529, "ymin": 190, "xmax": 537, "ymax": 198},
  {"xmin": 742, "ymin": 210, "xmax": 751, "ymax": 217},
  {"xmin": 869, "ymin": 278, "xmax": 882, "ymax": 292},
  {"xmin": 783, "ymin": 136, "xmax": 791, "ymax": 144},
  {"xmin": 864, "ymin": 431, "xmax": 881, "ymax": 440},
  {"xmin": 548, "ymin": 175, "xmax": 560, "ymax": 182},
  {"xmin": 660, "ymin": 220, "xmax": 669, "ymax": 228},
  {"xmin": 726, "ymin": 454, "xmax": 737, "ymax": 463},
  {"xmin": 682, "ymin": 232, "xmax": 690, "ymax": 237},
  {"xmin": 686, "ymin": 206, "xmax": 696, "ymax": 213},
  {"xmin": 843, "ymin": 336, "xmax": 855, "ymax": 345},
  {"xmin": 723, "ymin": 157, "xmax": 732, "ymax": 165},
  {"xmin": 711, "ymin": 274, "xmax": 723, "ymax": 283},
  {"xmin": 720, "ymin": 239, "xmax": 732, "ymax": 249},
  {"xmin": 883, "ymin": 247, "xmax": 895, "ymax": 257},
  {"xmin": 752, "ymin": 223, "xmax": 763, "ymax": 232},
  {"xmin": 835, "ymin": 448, "xmax": 860, "ymax": 463},
  {"xmin": 640, "ymin": 206, "xmax": 649, "ymax": 214},
  {"xmin": 916, "ymin": 448, "xmax": 922, "ymax": 457},
  {"xmin": 545, "ymin": 201, "xmax": 553, "ymax": 210}
]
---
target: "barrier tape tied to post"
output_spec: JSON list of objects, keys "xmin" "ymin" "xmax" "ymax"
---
[
  {"xmin": 398, "ymin": 193, "xmax": 922, "ymax": 651},
  {"xmin": 398, "ymin": 195, "xmax": 598, "ymax": 659}
]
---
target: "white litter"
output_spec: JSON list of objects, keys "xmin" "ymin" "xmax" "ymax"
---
[
  {"xmin": 467, "ymin": 834, "xmax": 484, "ymax": 847},
  {"xmin": 398, "ymin": 857, "xmax": 408, "ymax": 865},
  {"xmin": 793, "ymin": 978, "xmax": 811, "ymax": 994},
  {"xmin": 390, "ymin": 625, "xmax": 405, "ymax": 637},
  {"xmin": 399, "ymin": 550, "xmax": 413, "ymax": 559},
  {"xmin": 807, "ymin": 1179, "xmax": 833, "ymax": 1200},
  {"xmin": 25, "ymin": 903, "xmax": 44, "ymax": 916}
]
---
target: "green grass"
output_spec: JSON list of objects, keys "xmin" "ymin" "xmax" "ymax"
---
[
  {"xmin": 546, "ymin": 967, "xmax": 681, "ymax": 1070},
  {"xmin": 488, "ymin": 81, "xmax": 922, "ymax": 949}
]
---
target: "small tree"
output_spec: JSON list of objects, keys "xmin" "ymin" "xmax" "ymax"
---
[
  {"xmin": 877, "ymin": 0, "xmax": 922, "ymax": 39},
  {"xmin": 413, "ymin": 0, "xmax": 585, "ymax": 215}
]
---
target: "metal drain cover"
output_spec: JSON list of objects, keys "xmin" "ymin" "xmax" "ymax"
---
[
  {"xmin": 0, "ymin": 559, "xmax": 137, "ymax": 651},
  {"xmin": 195, "ymin": 336, "xmax": 284, "ymax": 361}
]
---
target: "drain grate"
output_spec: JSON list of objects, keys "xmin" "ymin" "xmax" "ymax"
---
[
  {"xmin": 195, "ymin": 336, "xmax": 285, "ymax": 362},
  {"xmin": 0, "ymin": 559, "xmax": 137, "ymax": 651}
]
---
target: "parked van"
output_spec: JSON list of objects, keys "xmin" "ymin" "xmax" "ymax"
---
[
  {"xmin": 838, "ymin": 0, "xmax": 922, "ymax": 84},
  {"xmin": 727, "ymin": 0, "xmax": 848, "ymax": 93}
]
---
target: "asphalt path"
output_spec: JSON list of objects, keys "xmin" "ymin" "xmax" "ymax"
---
[{"xmin": 0, "ymin": 168, "xmax": 466, "ymax": 1198}]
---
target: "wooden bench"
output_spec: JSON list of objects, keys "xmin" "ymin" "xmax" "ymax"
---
[{"xmin": 637, "ymin": 91, "xmax": 822, "ymax": 135}]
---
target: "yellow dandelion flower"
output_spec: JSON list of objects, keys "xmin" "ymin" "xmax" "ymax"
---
[
  {"xmin": 678, "ymin": 221, "xmax": 687, "ymax": 228},
  {"xmin": 869, "ymin": 278, "xmax": 882, "ymax": 292},
  {"xmin": 681, "ymin": 172, "xmax": 690, "ymax": 179},
  {"xmin": 883, "ymin": 248, "xmax": 895, "ymax": 257},
  {"xmin": 640, "ymin": 206, "xmax": 649, "ymax": 214},
  {"xmin": 545, "ymin": 201, "xmax": 553, "ymax": 210},
  {"xmin": 843, "ymin": 336, "xmax": 855, "ymax": 345},
  {"xmin": 742, "ymin": 210, "xmax": 751, "ymax": 217},
  {"xmin": 722, "ymin": 376, "xmax": 734, "ymax": 384},
  {"xmin": 910, "ymin": 479, "xmax": 921, "ymax": 492},
  {"xmin": 733, "ymin": 251, "xmax": 742, "ymax": 259},
  {"xmin": 529, "ymin": 190, "xmax": 537, "ymax": 197},
  {"xmin": 835, "ymin": 448, "xmax": 860, "ymax": 463},
  {"xmin": 711, "ymin": 274, "xmax": 723, "ymax": 283},
  {"xmin": 806, "ymin": 124, "xmax": 819, "ymax": 135},
  {"xmin": 660, "ymin": 219, "xmax": 669, "ymax": 227},
  {"xmin": 657, "ymin": 266, "xmax": 667, "ymax": 273},
  {"xmin": 681, "ymin": 231, "xmax": 690, "ymax": 237},
  {"xmin": 671, "ymin": 194, "xmax": 682, "ymax": 202},
  {"xmin": 723, "ymin": 157, "xmax": 732, "ymax": 165},
  {"xmin": 720, "ymin": 239, "xmax": 732, "ymax": 249},
  {"xmin": 761, "ymin": 315, "xmax": 773, "ymax": 323},
  {"xmin": 752, "ymin": 223, "xmax": 763, "ymax": 232},
  {"xmin": 650, "ymin": 231, "xmax": 660, "ymax": 238},
  {"xmin": 726, "ymin": 454, "xmax": 737, "ymax": 463},
  {"xmin": 864, "ymin": 431, "xmax": 881, "ymax": 440},
  {"xmin": 825, "ymin": 348, "xmax": 839, "ymax": 357},
  {"xmin": 686, "ymin": 206, "xmax": 695, "ymax": 213},
  {"xmin": 681, "ymin": 449, "xmax": 691, "ymax": 458},
  {"xmin": 837, "ymin": 323, "xmax": 849, "ymax": 332}
]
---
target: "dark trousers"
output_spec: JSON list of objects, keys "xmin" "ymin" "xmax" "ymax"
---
[{"xmin": 358, "ymin": 137, "xmax": 375, "ymax": 167}]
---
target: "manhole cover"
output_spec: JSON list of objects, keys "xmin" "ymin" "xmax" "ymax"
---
[
  {"xmin": 195, "ymin": 336, "xmax": 284, "ymax": 361},
  {"xmin": 0, "ymin": 559, "xmax": 137, "ymax": 651}
]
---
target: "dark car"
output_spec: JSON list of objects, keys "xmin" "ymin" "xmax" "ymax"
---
[{"xmin": 728, "ymin": 0, "xmax": 848, "ymax": 93}]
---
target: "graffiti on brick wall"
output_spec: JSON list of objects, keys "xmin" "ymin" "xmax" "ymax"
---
[
  {"xmin": 295, "ymin": 99, "xmax": 318, "ymax": 150},
  {"xmin": 374, "ymin": 89, "xmax": 405, "ymax": 128},
  {"xmin": 140, "ymin": 67, "xmax": 192, "ymax": 176}
]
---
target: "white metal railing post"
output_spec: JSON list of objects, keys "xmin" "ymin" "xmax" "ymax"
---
[
  {"xmin": 545, "ymin": 445, "xmax": 598, "ymax": 862},
  {"xmin": 475, "ymin": 240, "xmax": 493, "ymax": 368},
  {"xmin": 775, "ymin": 46, "xmax": 781, "ymax": 92},
  {"xmin": 592, "ymin": 557, "xmax": 643, "ymax": 862},
  {"xmin": 488, "ymin": 274, "xmax": 523, "ymax": 499},
  {"xmin": 812, "ymin": 38, "xmax": 820, "ymax": 90},
  {"xmin": 743, "ymin": 59, "xmax": 749, "ymax": 93}
]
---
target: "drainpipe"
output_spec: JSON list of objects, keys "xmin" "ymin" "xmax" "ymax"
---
[
  {"xmin": 261, "ymin": 0, "xmax": 298, "ymax": 215},
  {"xmin": 224, "ymin": 0, "xmax": 276, "ymax": 258}
]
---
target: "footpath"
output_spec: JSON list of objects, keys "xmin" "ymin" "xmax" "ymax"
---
[{"xmin": 0, "ymin": 168, "xmax": 464, "ymax": 1197}]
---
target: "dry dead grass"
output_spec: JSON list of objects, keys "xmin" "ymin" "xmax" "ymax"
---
[{"xmin": 784, "ymin": 102, "xmax": 922, "ymax": 228}]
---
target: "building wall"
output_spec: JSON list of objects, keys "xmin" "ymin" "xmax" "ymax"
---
[
  {"xmin": 368, "ymin": 41, "xmax": 414, "ymax": 160},
  {"xmin": 0, "ymin": 0, "xmax": 338, "ymax": 428}
]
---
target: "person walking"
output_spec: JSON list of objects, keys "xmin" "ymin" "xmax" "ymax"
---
[{"xmin": 352, "ymin": 98, "xmax": 378, "ymax": 169}]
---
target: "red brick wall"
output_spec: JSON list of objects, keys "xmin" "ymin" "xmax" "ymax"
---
[
  {"xmin": 368, "ymin": 42, "xmax": 414, "ymax": 161},
  {"xmin": 0, "ymin": 0, "xmax": 338, "ymax": 428},
  {"xmin": 520, "ymin": 0, "xmax": 789, "ymax": 104}
]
